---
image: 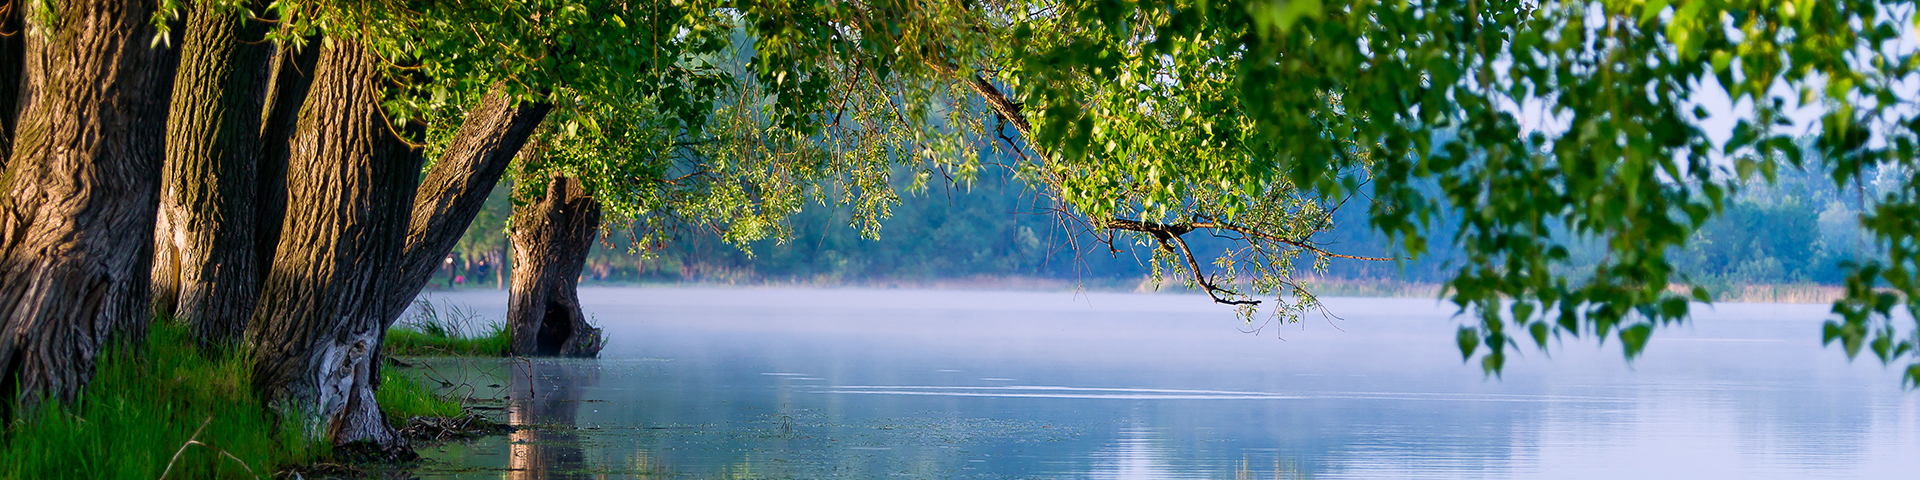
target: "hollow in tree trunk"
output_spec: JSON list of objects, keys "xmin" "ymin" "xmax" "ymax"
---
[
  {"xmin": 0, "ymin": 0, "xmax": 171, "ymax": 419},
  {"xmin": 246, "ymin": 36, "xmax": 417, "ymax": 453},
  {"xmin": 509, "ymin": 168, "xmax": 605, "ymax": 357},
  {"xmin": 152, "ymin": 0, "xmax": 275, "ymax": 345}
]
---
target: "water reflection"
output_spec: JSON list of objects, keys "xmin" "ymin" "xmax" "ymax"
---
[
  {"xmin": 408, "ymin": 288, "xmax": 1920, "ymax": 479},
  {"xmin": 1088, "ymin": 417, "xmax": 1194, "ymax": 480},
  {"xmin": 506, "ymin": 360, "xmax": 596, "ymax": 480}
]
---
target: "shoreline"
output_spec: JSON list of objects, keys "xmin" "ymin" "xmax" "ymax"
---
[{"xmin": 425, "ymin": 275, "xmax": 1852, "ymax": 305}]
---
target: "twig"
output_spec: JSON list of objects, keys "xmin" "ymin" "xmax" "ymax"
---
[
  {"xmin": 1107, "ymin": 217, "xmax": 1393, "ymax": 262},
  {"xmin": 158, "ymin": 417, "xmax": 212, "ymax": 480},
  {"xmin": 217, "ymin": 450, "xmax": 258, "ymax": 479}
]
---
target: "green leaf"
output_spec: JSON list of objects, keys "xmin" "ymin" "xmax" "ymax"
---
[
  {"xmin": 1620, "ymin": 323, "xmax": 1654, "ymax": 360},
  {"xmin": 1456, "ymin": 326, "xmax": 1481, "ymax": 362},
  {"xmin": 1511, "ymin": 301, "xmax": 1534, "ymax": 323},
  {"xmin": 1658, "ymin": 297, "xmax": 1688, "ymax": 320},
  {"xmin": 1480, "ymin": 351, "xmax": 1505, "ymax": 375}
]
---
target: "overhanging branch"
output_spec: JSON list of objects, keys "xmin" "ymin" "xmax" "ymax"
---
[{"xmin": 1105, "ymin": 217, "xmax": 1393, "ymax": 306}]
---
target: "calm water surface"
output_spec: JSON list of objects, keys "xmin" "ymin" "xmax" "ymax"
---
[{"xmin": 405, "ymin": 287, "xmax": 1920, "ymax": 479}]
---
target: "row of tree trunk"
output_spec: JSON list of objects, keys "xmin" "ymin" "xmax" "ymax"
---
[{"xmin": 0, "ymin": 0, "xmax": 604, "ymax": 453}]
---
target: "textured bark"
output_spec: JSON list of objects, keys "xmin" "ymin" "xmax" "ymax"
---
[
  {"xmin": 377, "ymin": 83, "xmax": 550, "ymax": 325},
  {"xmin": 253, "ymin": 40, "xmax": 317, "ymax": 287},
  {"xmin": 508, "ymin": 168, "xmax": 604, "ymax": 357},
  {"xmin": 360, "ymin": 84, "xmax": 547, "ymax": 394},
  {"xmin": 247, "ymin": 36, "xmax": 417, "ymax": 452},
  {"xmin": 152, "ymin": 0, "xmax": 275, "ymax": 345},
  {"xmin": 0, "ymin": 0, "xmax": 170, "ymax": 418}
]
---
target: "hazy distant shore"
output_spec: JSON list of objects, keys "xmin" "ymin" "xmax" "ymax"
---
[{"xmin": 428, "ymin": 275, "xmax": 1847, "ymax": 304}]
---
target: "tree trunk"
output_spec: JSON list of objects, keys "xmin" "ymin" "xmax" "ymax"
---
[
  {"xmin": 360, "ymin": 84, "xmax": 547, "ymax": 393},
  {"xmin": 253, "ymin": 39, "xmax": 317, "ymax": 288},
  {"xmin": 0, "ymin": 0, "xmax": 171, "ymax": 419},
  {"xmin": 246, "ymin": 36, "xmax": 416, "ymax": 453},
  {"xmin": 376, "ymin": 83, "xmax": 550, "ymax": 326},
  {"xmin": 509, "ymin": 167, "xmax": 605, "ymax": 357},
  {"xmin": 152, "ymin": 0, "xmax": 275, "ymax": 345}
]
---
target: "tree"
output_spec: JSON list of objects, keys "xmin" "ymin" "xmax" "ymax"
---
[
  {"xmin": 233, "ymin": 0, "xmax": 747, "ymax": 446},
  {"xmin": 0, "ymin": 0, "xmax": 730, "ymax": 440},
  {"xmin": 508, "ymin": 154, "xmax": 605, "ymax": 357},
  {"xmin": 481, "ymin": 5, "xmax": 874, "ymax": 356},
  {"xmin": 151, "ymin": 0, "xmax": 276, "ymax": 345},
  {"xmin": 0, "ymin": 0, "xmax": 174, "ymax": 419},
  {"xmin": 245, "ymin": 35, "xmax": 419, "ymax": 451}
]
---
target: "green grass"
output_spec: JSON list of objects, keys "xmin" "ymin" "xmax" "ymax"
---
[
  {"xmin": 0, "ymin": 319, "xmax": 487, "ymax": 479},
  {"xmin": 0, "ymin": 322, "xmax": 328, "ymax": 479},
  {"xmin": 384, "ymin": 325, "xmax": 510, "ymax": 356},
  {"xmin": 375, "ymin": 370, "xmax": 462, "ymax": 428},
  {"xmin": 384, "ymin": 298, "xmax": 510, "ymax": 356}
]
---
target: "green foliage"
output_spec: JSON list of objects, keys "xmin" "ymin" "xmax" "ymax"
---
[
  {"xmin": 532, "ymin": 78, "xmax": 830, "ymax": 257},
  {"xmin": 730, "ymin": 0, "xmax": 1920, "ymax": 382},
  {"xmin": 0, "ymin": 322, "xmax": 327, "ymax": 479},
  {"xmin": 986, "ymin": 0, "xmax": 1748, "ymax": 372}
]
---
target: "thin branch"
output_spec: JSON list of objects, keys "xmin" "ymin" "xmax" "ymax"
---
[
  {"xmin": 1167, "ymin": 233, "xmax": 1260, "ymax": 306},
  {"xmin": 1107, "ymin": 217, "xmax": 1393, "ymax": 262},
  {"xmin": 159, "ymin": 417, "xmax": 213, "ymax": 480}
]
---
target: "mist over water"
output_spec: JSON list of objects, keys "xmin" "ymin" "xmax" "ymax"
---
[{"xmin": 410, "ymin": 287, "xmax": 1920, "ymax": 479}]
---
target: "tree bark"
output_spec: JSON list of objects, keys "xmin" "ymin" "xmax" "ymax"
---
[
  {"xmin": 253, "ymin": 39, "xmax": 317, "ymax": 288},
  {"xmin": 361, "ymin": 84, "xmax": 547, "ymax": 393},
  {"xmin": 246, "ymin": 36, "xmax": 416, "ymax": 453},
  {"xmin": 152, "ymin": 0, "xmax": 275, "ymax": 345},
  {"xmin": 377, "ymin": 83, "xmax": 550, "ymax": 326},
  {"xmin": 0, "ymin": 0, "xmax": 171, "ymax": 418},
  {"xmin": 508, "ymin": 165, "xmax": 605, "ymax": 357}
]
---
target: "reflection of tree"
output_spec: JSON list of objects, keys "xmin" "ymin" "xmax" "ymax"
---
[{"xmin": 507, "ymin": 360, "xmax": 599, "ymax": 480}]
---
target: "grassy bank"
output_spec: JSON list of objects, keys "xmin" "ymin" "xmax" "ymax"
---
[
  {"xmin": 0, "ymin": 323, "xmax": 326, "ymax": 479},
  {"xmin": 385, "ymin": 298, "xmax": 510, "ymax": 356},
  {"xmin": 0, "ymin": 321, "xmax": 483, "ymax": 479},
  {"xmin": 377, "ymin": 369, "xmax": 463, "ymax": 426},
  {"xmin": 385, "ymin": 326, "xmax": 509, "ymax": 356}
]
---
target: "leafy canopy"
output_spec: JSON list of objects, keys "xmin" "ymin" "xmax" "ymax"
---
[{"xmin": 739, "ymin": 0, "xmax": 1920, "ymax": 383}]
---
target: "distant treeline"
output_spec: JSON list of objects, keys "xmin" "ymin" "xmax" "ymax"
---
[
  {"xmin": 1314, "ymin": 161, "xmax": 1880, "ymax": 289},
  {"xmin": 449, "ymin": 156, "xmax": 1882, "ymax": 293}
]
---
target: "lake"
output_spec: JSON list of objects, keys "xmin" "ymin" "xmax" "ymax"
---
[{"xmin": 403, "ymin": 287, "xmax": 1920, "ymax": 479}]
